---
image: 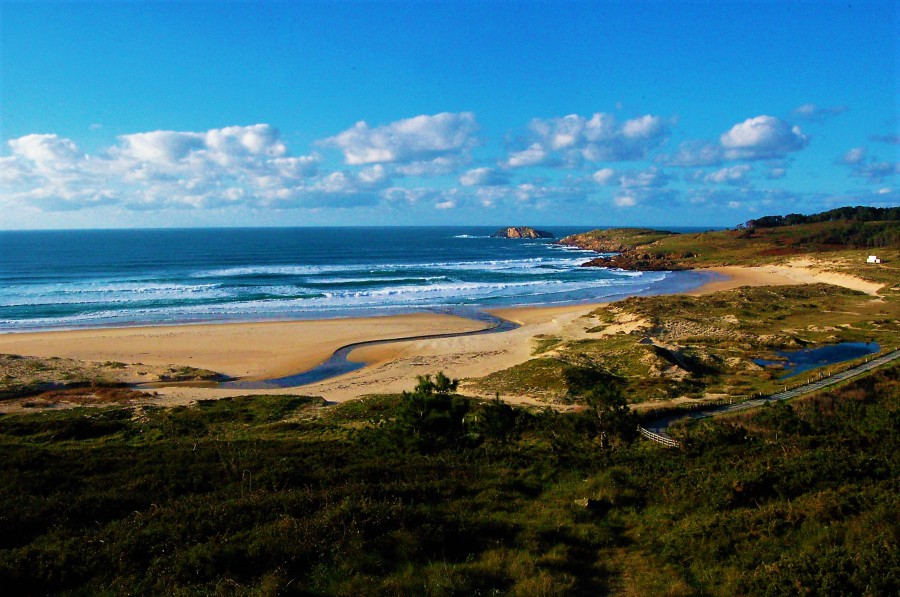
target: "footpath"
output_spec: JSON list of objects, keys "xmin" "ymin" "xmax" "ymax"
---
[{"xmin": 639, "ymin": 348, "xmax": 900, "ymax": 448}]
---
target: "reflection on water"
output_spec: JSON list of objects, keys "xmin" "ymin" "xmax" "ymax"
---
[{"xmin": 754, "ymin": 342, "xmax": 880, "ymax": 378}]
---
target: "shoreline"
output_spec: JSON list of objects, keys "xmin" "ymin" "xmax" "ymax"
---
[
  {"xmin": 0, "ymin": 312, "xmax": 491, "ymax": 383},
  {"xmin": 0, "ymin": 263, "xmax": 885, "ymax": 409}
]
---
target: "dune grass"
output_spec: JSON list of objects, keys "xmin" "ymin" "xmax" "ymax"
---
[{"xmin": 473, "ymin": 284, "xmax": 899, "ymax": 406}]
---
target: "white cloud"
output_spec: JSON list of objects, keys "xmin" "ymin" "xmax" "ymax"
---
[
  {"xmin": 622, "ymin": 114, "xmax": 664, "ymax": 139},
  {"xmin": 506, "ymin": 112, "xmax": 669, "ymax": 168},
  {"xmin": 838, "ymin": 147, "xmax": 900, "ymax": 183},
  {"xmin": 792, "ymin": 103, "xmax": 848, "ymax": 123},
  {"xmin": 767, "ymin": 168, "xmax": 786, "ymax": 180},
  {"xmin": 115, "ymin": 130, "xmax": 205, "ymax": 164},
  {"xmin": 515, "ymin": 182, "xmax": 587, "ymax": 204},
  {"xmin": 459, "ymin": 167, "xmax": 509, "ymax": 186},
  {"xmin": 592, "ymin": 168, "xmax": 616, "ymax": 185},
  {"xmin": 469, "ymin": 181, "xmax": 588, "ymax": 209},
  {"xmin": 686, "ymin": 187, "xmax": 802, "ymax": 213},
  {"xmin": 503, "ymin": 143, "xmax": 547, "ymax": 168},
  {"xmin": 611, "ymin": 187, "xmax": 679, "ymax": 208},
  {"xmin": 870, "ymin": 133, "xmax": 900, "ymax": 145},
  {"xmin": 6, "ymin": 134, "xmax": 87, "ymax": 199},
  {"xmin": 1, "ymin": 125, "xmax": 331, "ymax": 212},
  {"xmin": 658, "ymin": 141, "xmax": 723, "ymax": 167},
  {"xmin": 850, "ymin": 161, "xmax": 900, "ymax": 182},
  {"xmin": 704, "ymin": 164, "xmax": 751, "ymax": 184},
  {"xmin": 614, "ymin": 194, "xmax": 637, "ymax": 207},
  {"xmin": 272, "ymin": 155, "xmax": 320, "ymax": 178},
  {"xmin": 0, "ymin": 156, "xmax": 29, "ymax": 184},
  {"xmin": 358, "ymin": 164, "xmax": 389, "ymax": 185},
  {"xmin": 434, "ymin": 200, "xmax": 456, "ymax": 210},
  {"xmin": 393, "ymin": 156, "xmax": 462, "ymax": 177},
  {"xmin": 841, "ymin": 147, "xmax": 866, "ymax": 165},
  {"xmin": 720, "ymin": 115, "xmax": 809, "ymax": 160},
  {"xmin": 664, "ymin": 116, "xmax": 808, "ymax": 167},
  {"xmin": 619, "ymin": 167, "xmax": 669, "ymax": 188},
  {"xmin": 9, "ymin": 134, "xmax": 81, "ymax": 165},
  {"xmin": 383, "ymin": 187, "xmax": 446, "ymax": 205},
  {"xmin": 111, "ymin": 124, "xmax": 294, "ymax": 178},
  {"xmin": 321, "ymin": 112, "xmax": 479, "ymax": 165}
]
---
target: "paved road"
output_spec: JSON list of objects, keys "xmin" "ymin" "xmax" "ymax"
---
[{"xmin": 641, "ymin": 348, "xmax": 900, "ymax": 447}]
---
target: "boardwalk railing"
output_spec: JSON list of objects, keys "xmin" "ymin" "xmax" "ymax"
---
[
  {"xmin": 637, "ymin": 425, "xmax": 681, "ymax": 448},
  {"xmin": 637, "ymin": 347, "xmax": 900, "ymax": 449}
]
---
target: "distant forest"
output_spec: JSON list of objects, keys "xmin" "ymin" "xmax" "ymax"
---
[
  {"xmin": 746, "ymin": 205, "xmax": 900, "ymax": 229},
  {"xmin": 743, "ymin": 206, "xmax": 900, "ymax": 249}
]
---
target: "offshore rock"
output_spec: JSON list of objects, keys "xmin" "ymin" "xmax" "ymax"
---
[{"xmin": 491, "ymin": 226, "xmax": 555, "ymax": 239}]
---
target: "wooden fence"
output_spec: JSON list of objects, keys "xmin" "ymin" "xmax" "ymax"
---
[{"xmin": 637, "ymin": 425, "xmax": 681, "ymax": 448}]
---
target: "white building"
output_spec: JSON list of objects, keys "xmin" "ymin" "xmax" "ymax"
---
[{"xmin": 866, "ymin": 255, "xmax": 881, "ymax": 264}]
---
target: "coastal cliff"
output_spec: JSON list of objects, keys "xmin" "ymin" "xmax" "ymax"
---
[{"xmin": 491, "ymin": 226, "xmax": 555, "ymax": 239}]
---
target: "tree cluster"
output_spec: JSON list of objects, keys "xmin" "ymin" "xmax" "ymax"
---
[{"xmin": 744, "ymin": 205, "xmax": 900, "ymax": 229}]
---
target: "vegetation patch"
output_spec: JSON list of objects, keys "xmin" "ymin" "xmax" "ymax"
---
[
  {"xmin": 0, "ymin": 364, "xmax": 896, "ymax": 594},
  {"xmin": 473, "ymin": 357, "xmax": 582, "ymax": 403},
  {"xmin": 474, "ymin": 284, "xmax": 898, "ymax": 405},
  {"xmin": 0, "ymin": 354, "xmax": 231, "ymax": 404},
  {"xmin": 0, "ymin": 354, "xmax": 121, "ymax": 401},
  {"xmin": 559, "ymin": 209, "xmax": 900, "ymax": 281},
  {"xmin": 531, "ymin": 334, "xmax": 563, "ymax": 355}
]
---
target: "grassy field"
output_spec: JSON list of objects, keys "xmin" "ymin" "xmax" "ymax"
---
[{"xmin": 0, "ymin": 363, "xmax": 897, "ymax": 594}]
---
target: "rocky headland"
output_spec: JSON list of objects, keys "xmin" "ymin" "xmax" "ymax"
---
[
  {"xmin": 491, "ymin": 226, "xmax": 555, "ymax": 239},
  {"xmin": 558, "ymin": 228, "xmax": 690, "ymax": 271},
  {"xmin": 579, "ymin": 253, "xmax": 689, "ymax": 271}
]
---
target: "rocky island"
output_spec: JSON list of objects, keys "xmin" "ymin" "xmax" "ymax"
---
[{"xmin": 490, "ymin": 226, "xmax": 555, "ymax": 239}]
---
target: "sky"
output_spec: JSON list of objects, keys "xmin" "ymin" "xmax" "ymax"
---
[{"xmin": 0, "ymin": 0, "xmax": 898, "ymax": 230}]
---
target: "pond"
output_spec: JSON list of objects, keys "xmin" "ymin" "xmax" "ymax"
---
[{"xmin": 754, "ymin": 342, "xmax": 880, "ymax": 378}]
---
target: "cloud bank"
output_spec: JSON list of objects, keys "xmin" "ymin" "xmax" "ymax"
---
[
  {"xmin": 661, "ymin": 115, "xmax": 809, "ymax": 166},
  {"xmin": 321, "ymin": 112, "xmax": 479, "ymax": 165},
  {"xmin": 1, "ymin": 107, "xmax": 886, "ymax": 222},
  {"xmin": 504, "ymin": 112, "xmax": 670, "ymax": 168}
]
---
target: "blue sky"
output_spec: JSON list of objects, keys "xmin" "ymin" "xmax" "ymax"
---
[{"xmin": 1, "ymin": 0, "xmax": 897, "ymax": 229}]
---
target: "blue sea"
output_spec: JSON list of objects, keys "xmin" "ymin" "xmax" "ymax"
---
[{"xmin": 0, "ymin": 227, "xmax": 715, "ymax": 332}]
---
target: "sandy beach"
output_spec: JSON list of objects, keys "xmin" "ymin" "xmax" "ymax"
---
[
  {"xmin": 0, "ymin": 313, "xmax": 488, "ymax": 382},
  {"xmin": 0, "ymin": 263, "xmax": 885, "ymax": 407}
]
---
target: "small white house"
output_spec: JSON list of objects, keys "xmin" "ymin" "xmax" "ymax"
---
[{"xmin": 866, "ymin": 255, "xmax": 881, "ymax": 264}]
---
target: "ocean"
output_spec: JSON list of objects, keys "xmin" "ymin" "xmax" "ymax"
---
[{"xmin": 0, "ymin": 227, "xmax": 716, "ymax": 332}]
